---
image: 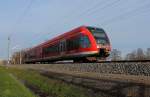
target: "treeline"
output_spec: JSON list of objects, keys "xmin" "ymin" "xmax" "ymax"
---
[
  {"xmin": 11, "ymin": 51, "xmax": 26, "ymax": 64},
  {"xmin": 109, "ymin": 48, "xmax": 150, "ymax": 61}
]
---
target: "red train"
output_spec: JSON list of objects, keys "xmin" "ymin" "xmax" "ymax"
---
[{"xmin": 24, "ymin": 26, "xmax": 111, "ymax": 63}]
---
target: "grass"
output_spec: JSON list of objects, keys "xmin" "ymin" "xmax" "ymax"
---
[
  {"xmin": 0, "ymin": 67, "xmax": 36, "ymax": 97},
  {"xmin": 7, "ymin": 67, "xmax": 93, "ymax": 97}
]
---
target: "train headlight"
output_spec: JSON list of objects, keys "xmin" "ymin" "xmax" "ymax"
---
[{"xmin": 97, "ymin": 45, "xmax": 100, "ymax": 48}]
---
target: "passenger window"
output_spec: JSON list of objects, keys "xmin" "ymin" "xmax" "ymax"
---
[
  {"xmin": 80, "ymin": 36, "xmax": 90, "ymax": 48},
  {"xmin": 67, "ymin": 38, "xmax": 79, "ymax": 50}
]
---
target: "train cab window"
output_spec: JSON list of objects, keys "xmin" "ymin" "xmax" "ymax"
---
[
  {"xmin": 80, "ymin": 36, "xmax": 90, "ymax": 48},
  {"xmin": 95, "ymin": 37, "xmax": 108, "ymax": 44},
  {"xmin": 87, "ymin": 26, "xmax": 109, "ymax": 45}
]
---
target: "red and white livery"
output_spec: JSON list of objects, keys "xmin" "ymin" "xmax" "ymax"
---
[{"xmin": 24, "ymin": 26, "xmax": 111, "ymax": 63}]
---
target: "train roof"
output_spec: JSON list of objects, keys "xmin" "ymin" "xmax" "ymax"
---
[{"xmin": 28, "ymin": 26, "xmax": 85, "ymax": 50}]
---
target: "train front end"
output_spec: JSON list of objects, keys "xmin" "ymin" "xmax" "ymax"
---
[{"xmin": 87, "ymin": 26, "xmax": 111, "ymax": 58}]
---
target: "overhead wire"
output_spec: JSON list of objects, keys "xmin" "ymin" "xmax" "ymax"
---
[
  {"xmin": 15, "ymin": 0, "xmax": 35, "ymax": 25},
  {"xmin": 31, "ymin": 0, "xmax": 131, "ymax": 44},
  {"xmin": 9, "ymin": 0, "xmax": 35, "ymax": 51},
  {"xmin": 99, "ymin": 2, "xmax": 150, "ymax": 25},
  {"xmin": 52, "ymin": 0, "xmax": 118, "ymax": 28},
  {"xmin": 72, "ymin": 0, "xmax": 123, "ymax": 26},
  {"xmin": 32, "ymin": 0, "xmax": 105, "ymax": 41},
  {"xmin": 79, "ymin": 0, "xmax": 121, "ymax": 18},
  {"xmin": 33, "ymin": 0, "xmax": 91, "ymax": 36},
  {"xmin": 60, "ymin": 0, "xmax": 109, "ymax": 24},
  {"xmin": 57, "ymin": 0, "xmax": 122, "ymax": 30},
  {"xmin": 18, "ymin": 0, "xmax": 150, "ymax": 48},
  {"xmin": 35, "ymin": 0, "xmax": 114, "ymax": 38},
  {"xmin": 9, "ymin": 0, "xmax": 35, "ymax": 37}
]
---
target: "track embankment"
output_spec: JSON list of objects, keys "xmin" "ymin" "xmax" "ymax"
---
[{"xmin": 7, "ymin": 61, "xmax": 150, "ymax": 97}]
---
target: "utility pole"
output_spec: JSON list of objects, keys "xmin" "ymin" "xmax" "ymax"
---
[
  {"xmin": 20, "ymin": 51, "xmax": 22, "ymax": 64},
  {"xmin": 7, "ymin": 36, "xmax": 10, "ymax": 65}
]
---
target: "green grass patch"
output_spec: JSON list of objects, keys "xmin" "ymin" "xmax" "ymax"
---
[
  {"xmin": 0, "ymin": 67, "xmax": 36, "ymax": 97},
  {"xmin": 6, "ymin": 67, "xmax": 93, "ymax": 97}
]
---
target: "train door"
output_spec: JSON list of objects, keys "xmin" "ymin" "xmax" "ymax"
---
[{"xmin": 59, "ymin": 40, "xmax": 66, "ymax": 55}]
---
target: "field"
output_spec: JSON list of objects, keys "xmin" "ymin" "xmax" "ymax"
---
[
  {"xmin": 0, "ymin": 66, "xmax": 100, "ymax": 97},
  {"xmin": 0, "ymin": 67, "xmax": 36, "ymax": 97}
]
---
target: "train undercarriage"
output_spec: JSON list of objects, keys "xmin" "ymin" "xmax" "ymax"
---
[{"xmin": 24, "ymin": 49, "xmax": 110, "ymax": 64}]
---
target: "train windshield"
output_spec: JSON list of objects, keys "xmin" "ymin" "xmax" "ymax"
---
[{"xmin": 87, "ymin": 27, "xmax": 109, "ymax": 45}]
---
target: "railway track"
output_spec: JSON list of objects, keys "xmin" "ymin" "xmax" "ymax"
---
[
  {"xmin": 52, "ymin": 59, "xmax": 150, "ymax": 64},
  {"xmin": 7, "ymin": 60, "xmax": 150, "ymax": 97},
  {"xmin": 97, "ymin": 59, "xmax": 150, "ymax": 63}
]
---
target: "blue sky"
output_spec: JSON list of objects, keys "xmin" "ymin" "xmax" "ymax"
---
[{"xmin": 0, "ymin": 0, "xmax": 150, "ymax": 59}]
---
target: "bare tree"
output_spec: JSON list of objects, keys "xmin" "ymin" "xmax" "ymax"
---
[
  {"xmin": 146, "ymin": 48, "xmax": 150, "ymax": 59},
  {"xmin": 11, "ymin": 52, "xmax": 20, "ymax": 64},
  {"xmin": 125, "ymin": 51, "xmax": 136, "ymax": 60},
  {"xmin": 125, "ymin": 48, "xmax": 146, "ymax": 60},
  {"xmin": 109, "ymin": 49, "xmax": 122, "ymax": 61},
  {"xmin": 136, "ymin": 48, "xmax": 145, "ymax": 60},
  {"xmin": 11, "ymin": 50, "xmax": 26, "ymax": 64}
]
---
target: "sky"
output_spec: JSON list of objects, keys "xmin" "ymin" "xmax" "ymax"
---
[{"xmin": 0, "ymin": 0, "xmax": 150, "ymax": 59}]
